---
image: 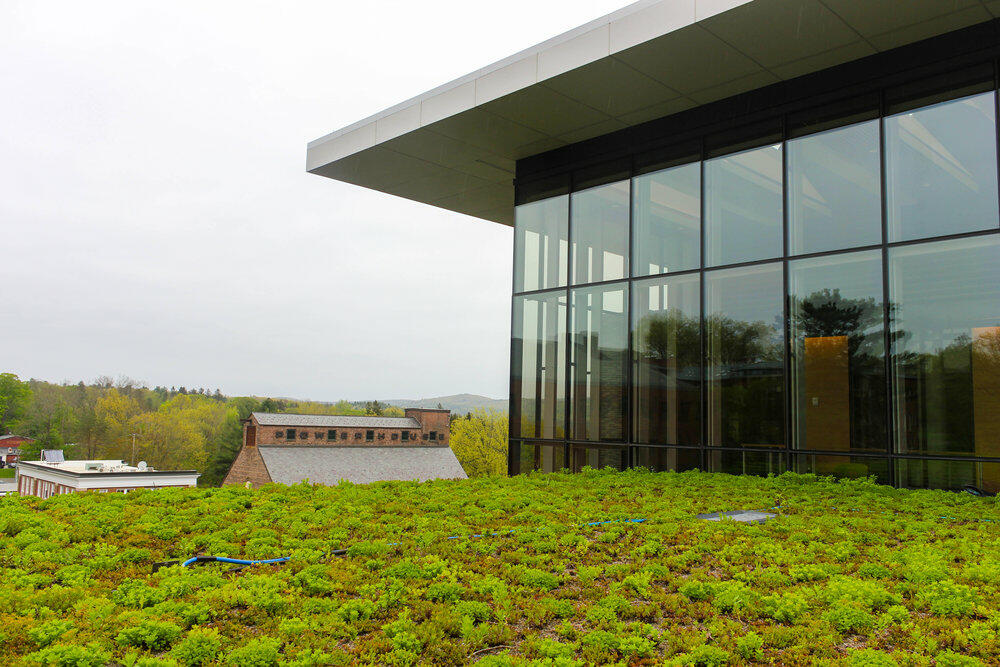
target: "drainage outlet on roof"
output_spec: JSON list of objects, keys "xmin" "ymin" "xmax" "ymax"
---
[{"xmin": 697, "ymin": 510, "xmax": 775, "ymax": 525}]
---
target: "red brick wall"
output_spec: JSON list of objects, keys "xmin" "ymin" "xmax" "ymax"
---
[
  {"xmin": 222, "ymin": 442, "xmax": 272, "ymax": 488},
  {"xmin": 248, "ymin": 412, "xmax": 452, "ymax": 448},
  {"xmin": 405, "ymin": 409, "xmax": 451, "ymax": 445}
]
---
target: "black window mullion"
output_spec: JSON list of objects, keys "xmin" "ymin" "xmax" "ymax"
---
[
  {"xmin": 879, "ymin": 87, "xmax": 896, "ymax": 488},
  {"xmin": 699, "ymin": 137, "xmax": 708, "ymax": 472},
  {"xmin": 781, "ymin": 113, "xmax": 792, "ymax": 475}
]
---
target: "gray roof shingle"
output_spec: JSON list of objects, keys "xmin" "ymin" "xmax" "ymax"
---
[
  {"xmin": 258, "ymin": 446, "xmax": 468, "ymax": 485},
  {"xmin": 252, "ymin": 413, "xmax": 421, "ymax": 429}
]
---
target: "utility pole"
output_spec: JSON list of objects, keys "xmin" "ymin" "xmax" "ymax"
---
[{"xmin": 130, "ymin": 433, "xmax": 139, "ymax": 466}]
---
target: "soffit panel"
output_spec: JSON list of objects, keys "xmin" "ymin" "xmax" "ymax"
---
[
  {"xmin": 699, "ymin": 0, "xmax": 860, "ymax": 69},
  {"xmin": 543, "ymin": 57, "xmax": 682, "ymax": 118},
  {"xmin": 307, "ymin": 0, "xmax": 999, "ymax": 227},
  {"xmin": 819, "ymin": 0, "xmax": 984, "ymax": 39}
]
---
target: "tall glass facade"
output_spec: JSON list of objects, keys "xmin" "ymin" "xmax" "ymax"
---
[{"xmin": 511, "ymin": 80, "xmax": 1000, "ymax": 490}]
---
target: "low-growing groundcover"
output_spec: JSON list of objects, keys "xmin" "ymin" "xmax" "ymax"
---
[{"xmin": 3, "ymin": 470, "xmax": 1000, "ymax": 666}]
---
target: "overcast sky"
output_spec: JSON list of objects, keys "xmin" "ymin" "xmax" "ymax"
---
[{"xmin": 1, "ymin": 0, "xmax": 626, "ymax": 401}]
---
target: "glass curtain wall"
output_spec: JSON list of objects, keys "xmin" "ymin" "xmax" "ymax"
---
[
  {"xmin": 511, "ymin": 79, "xmax": 1000, "ymax": 489},
  {"xmin": 705, "ymin": 264, "xmax": 785, "ymax": 448},
  {"xmin": 632, "ymin": 273, "xmax": 701, "ymax": 446}
]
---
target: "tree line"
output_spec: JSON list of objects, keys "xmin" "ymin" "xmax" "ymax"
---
[{"xmin": 0, "ymin": 374, "xmax": 509, "ymax": 484}]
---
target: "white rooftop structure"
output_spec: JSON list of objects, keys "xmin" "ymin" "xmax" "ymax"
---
[{"xmin": 16, "ymin": 459, "xmax": 199, "ymax": 499}]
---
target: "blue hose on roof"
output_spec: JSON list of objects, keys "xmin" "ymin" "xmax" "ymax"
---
[
  {"xmin": 167, "ymin": 517, "xmax": 648, "ymax": 570},
  {"xmin": 181, "ymin": 555, "xmax": 291, "ymax": 568}
]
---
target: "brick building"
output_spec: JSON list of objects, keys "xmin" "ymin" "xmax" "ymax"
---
[
  {"xmin": 223, "ymin": 409, "xmax": 467, "ymax": 488},
  {"xmin": 16, "ymin": 459, "xmax": 199, "ymax": 499},
  {"xmin": 0, "ymin": 435, "xmax": 32, "ymax": 467}
]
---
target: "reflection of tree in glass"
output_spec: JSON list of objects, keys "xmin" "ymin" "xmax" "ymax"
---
[
  {"xmin": 638, "ymin": 309, "xmax": 699, "ymax": 364},
  {"xmin": 790, "ymin": 288, "xmax": 889, "ymax": 451},
  {"xmin": 790, "ymin": 288, "xmax": 892, "ymax": 358},
  {"xmin": 705, "ymin": 314, "xmax": 782, "ymax": 365}
]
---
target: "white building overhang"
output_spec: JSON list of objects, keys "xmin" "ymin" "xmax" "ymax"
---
[{"xmin": 307, "ymin": 0, "xmax": 1000, "ymax": 226}]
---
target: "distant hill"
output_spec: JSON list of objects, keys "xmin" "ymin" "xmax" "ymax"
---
[{"xmin": 380, "ymin": 394, "xmax": 507, "ymax": 415}]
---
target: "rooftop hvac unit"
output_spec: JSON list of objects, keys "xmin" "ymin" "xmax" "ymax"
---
[
  {"xmin": 41, "ymin": 449, "xmax": 65, "ymax": 463},
  {"xmin": 85, "ymin": 462, "xmax": 102, "ymax": 471}
]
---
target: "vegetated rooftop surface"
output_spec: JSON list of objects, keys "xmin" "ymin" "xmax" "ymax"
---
[{"xmin": 4, "ymin": 470, "xmax": 1000, "ymax": 666}]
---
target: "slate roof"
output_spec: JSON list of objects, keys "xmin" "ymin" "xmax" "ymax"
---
[
  {"xmin": 258, "ymin": 446, "xmax": 468, "ymax": 485},
  {"xmin": 251, "ymin": 413, "xmax": 421, "ymax": 429}
]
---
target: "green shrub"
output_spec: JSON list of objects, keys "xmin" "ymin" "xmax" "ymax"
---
[
  {"xmin": 678, "ymin": 579, "xmax": 713, "ymax": 601},
  {"xmin": 455, "ymin": 600, "xmax": 492, "ymax": 622},
  {"xmin": 292, "ymin": 565, "xmax": 332, "ymax": 595},
  {"xmin": 520, "ymin": 568, "xmax": 560, "ymax": 591},
  {"xmin": 734, "ymin": 633, "xmax": 763, "ymax": 661},
  {"xmin": 117, "ymin": 620, "xmax": 183, "ymax": 650},
  {"xmin": 171, "ymin": 627, "xmax": 221, "ymax": 666},
  {"xmin": 916, "ymin": 580, "xmax": 978, "ymax": 617},
  {"xmin": 823, "ymin": 602, "xmax": 875, "ymax": 634},
  {"xmin": 848, "ymin": 649, "xmax": 899, "ymax": 666},
  {"xmin": 618, "ymin": 634, "xmax": 655, "ymax": 657},
  {"xmin": 224, "ymin": 637, "xmax": 281, "ymax": 667},
  {"xmin": 761, "ymin": 591, "xmax": 810, "ymax": 623},
  {"xmin": 112, "ymin": 580, "xmax": 167, "ymax": 608},
  {"xmin": 823, "ymin": 577, "xmax": 898, "ymax": 610},
  {"xmin": 28, "ymin": 620, "xmax": 74, "ymax": 648},
  {"xmin": 424, "ymin": 581, "xmax": 464, "ymax": 602},
  {"xmin": 935, "ymin": 651, "xmax": 985, "ymax": 667},
  {"xmin": 675, "ymin": 644, "xmax": 730, "ymax": 666},
  {"xmin": 712, "ymin": 581, "xmax": 758, "ymax": 616},
  {"xmin": 25, "ymin": 643, "xmax": 110, "ymax": 666}
]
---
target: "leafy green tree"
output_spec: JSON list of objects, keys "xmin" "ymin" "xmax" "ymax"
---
[
  {"xmin": 449, "ymin": 409, "xmax": 508, "ymax": 477},
  {"xmin": 0, "ymin": 373, "xmax": 31, "ymax": 434},
  {"xmin": 20, "ymin": 381, "xmax": 77, "ymax": 459}
]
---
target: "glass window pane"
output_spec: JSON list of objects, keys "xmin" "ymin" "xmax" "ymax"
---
[
  {"xmin": 518, "ymin": 443, "xmax": 565, "ymax": 474},
  {"xmin": 570, "ymin": 283, "xmax": 628, "ymax": 441},
  {"xmin": 633, "ymin": 163, "xmax": 700, "ymax": 275},
  {"xmin": 789, "ymin": 251, "xmax": 886, "ymax": 452},
  {"xmin": 571, "ymin": 181, "xmax": 629, "ymax": 284},
  {"xmin": 633, "ymin": 447, "xmax": 701, "ymax": 472},
  {"xmin": 794, "ymin": 454, "xmax": 889, "ymax": 485},
  {"xmin": 896, "ymin": 459, "xmax": 1000, "ymax": 494},
  {"xmin": 889, "ymin": 236, "xmax": 1000, "ymax": 457},
  {"xmin": 511, "ymin": 292, "xmax": 566, "ymax": 440},
  {"xmin": 569, "ymin": 445, "xmax": 626, "ymax": 472},
  {"xmin": 514, "ymin": 195, "xmax": 568, "ymax": 293},
  {"xmin": 886, "ymin": 92, "xmax": 999, "ymax": 242},
  {"xmin": 632, "ymin": 273, "xmax": 701, "ymax": 445},
  {"xmin": 706, "ymin": 264, "xmax": 785, "ymax": 447},
  {"xmin": 788, "ymin": 120, "xmax": 881, "ymax": 254},
  {"xmin": 708, "ymin": 450, "xmax": 785, "ymax": 477},
  {"xmin": 705, "ymin": 144, "xmax": 783, "ymax": 266}
]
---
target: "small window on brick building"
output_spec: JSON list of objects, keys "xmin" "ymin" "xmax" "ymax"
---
[
  {"xmin": 391, "ymin": 433, "xmax": 398, "ymax": 440},
  {"xmin": 366, "ymin": 430, "xmax": 374, "ymax": 441},
  {"xmin": 422, "ymin": 433, "xmax": 429, "ymax": 440},
  {"xmin": 299, "ymin": 431, "xmax": 308, "ymax": 440},
  {"xmin": 286, "ymin": 429, "xmax": 296, "ymax": 440},
  {"xmin": 401, "ymin": 431, "xmax": 409, "ymax": 441},
  {"xmin": 341, "ymin": 432, "xmax": 347, "ymax": 440},
  {"xmin": 315, "ymin": 432, "xmax": 324, "ymax": 439},
  {"xmin": 354, "ymin": 432, "xmax": 362, "ymax": 439},
  {"xmin": 378, "ymin": 433, "xmax": 385, "ymax": 439},
  {"xmin": 275, "ymin": 430, "xmax": 283, "ymax": 438},
  {"xmin": 328, "ymin": 429, "xmax": 337, "ymax": 440},
  {"xmin": 429, "ymin": 431, "xmax": 437, "ymax": 441}
]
